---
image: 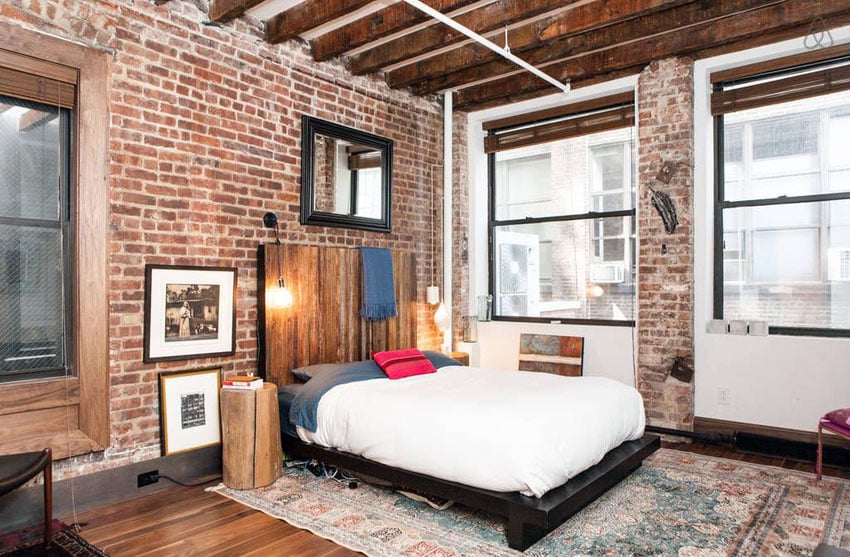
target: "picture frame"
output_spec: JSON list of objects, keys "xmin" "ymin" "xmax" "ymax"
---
[
  {"xmin": 144, "ymin": 264, "xmax": 237, "ymax": 363},
  {"xmin": 158, "ymin": 367, "xmax": 221, "ymax": 455}
]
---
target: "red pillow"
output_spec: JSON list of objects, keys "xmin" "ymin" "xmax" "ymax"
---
[{"xmin": 372, "ymin": 348, "xmax": 437, "ymax": 380}]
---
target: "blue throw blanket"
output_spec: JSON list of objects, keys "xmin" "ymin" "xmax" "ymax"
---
[
  {"xmin": 289, "ymin": 351, "xmax": 462, "ymax": 433},
  {"xmin": 359, "ymin": 247, "xmax": 398, "ymax": 321}
]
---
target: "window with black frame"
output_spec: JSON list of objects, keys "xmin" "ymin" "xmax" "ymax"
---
[
  {"xmin": 712, "ymin": 50, "xmax": 850, "ymax": 336},
  {"xmin": 485, "ymin": 93, "xmax": 636, "ymax": 324},
  {"xmin": 0, "ymin": 82, "xmax": 73, "ymax": 380}
]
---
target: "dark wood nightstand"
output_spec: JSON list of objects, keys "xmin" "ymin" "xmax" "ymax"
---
[{"xmin": 450, "ymin": 351, "xmax": 470, "ymax": 366}]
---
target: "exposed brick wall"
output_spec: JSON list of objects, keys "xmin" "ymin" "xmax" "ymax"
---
[
  {"xmin": 452, "ymin": 111, "xmax": 469, "ymax": 346},
  {"xmin": 1, "ymin": 0, "xmax": 444, "ymax": 478},
  {"xmin": 637, "ymin": 57, "xmax": 695, "ymax": 430}
]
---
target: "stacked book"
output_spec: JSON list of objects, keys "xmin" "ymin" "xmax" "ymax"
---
[{"xmin": 222, "ymin": 374, "xmax": 263, "ymax": 390}]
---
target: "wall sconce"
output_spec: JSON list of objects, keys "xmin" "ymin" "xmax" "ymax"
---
[{"xmin": 262, "ymin": 212, "xmax": 293, "ymax": 309}]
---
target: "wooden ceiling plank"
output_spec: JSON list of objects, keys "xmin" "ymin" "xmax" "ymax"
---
[
  {"xmin": 388, "ymin": 0, "xmax": 692, "ymax": 89},
  {"xmin": 455, "ymin": 1, "xmax": 850, "ymax": 111},
  {"xmin": 310, "ymin": 0, "xmax": 483, "ymax": 62},
  {"xmin": 412, "ymin": 0, "xmax": 782, "ymax": 95},
  {"xmin": 266, "ymin": 0, "xmax": 376, "ymax": 44},
  {"xmin": 209, "ymin": 0, "xmax": 266, "ymax": 23},
  {"xmin": 347, "ymin": 0, "xmax": 576, "ymax": 75}
]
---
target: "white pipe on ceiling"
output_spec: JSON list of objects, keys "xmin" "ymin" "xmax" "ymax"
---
[{"xmin": 400, "ymin": 0, "xmax": 571, "ymax": 95}]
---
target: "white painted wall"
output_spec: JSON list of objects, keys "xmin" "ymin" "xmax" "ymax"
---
[
  {"xmin": 464, "ymin": 77, "xmax": 641, "ymax": 388},
  {"xmin": 693, "ymin": 27, "xmax": 850, "ymax": 433}
]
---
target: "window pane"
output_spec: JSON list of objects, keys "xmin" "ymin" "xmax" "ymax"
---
[
  {"xmin": 0, "ymin": 96, "xmax": 61, "ymax": 221},
  {"xmin": 722, "ymin": 91, "xmax": 850, "ymax": 201},
  {"xmin": 0, "ymin": 225, "xmax": 65, "ymax": 375},
  {"xmin": 494, "ymin": 128, "xmax": 634, "ymax": 220},
  {"xmin": 494, "ymin": 219, "xmax": 634, "ymax": 321},
  {"xmin": 721, "ymin": 199, "xmax": 850, "ymax": 329},
  {"xmin": 355, "ymin": 167, "xmax": 382, "ymax": 219},
  {"xmin": 751, "ymin": 113, "xmax": 817, "ymax": 160}
]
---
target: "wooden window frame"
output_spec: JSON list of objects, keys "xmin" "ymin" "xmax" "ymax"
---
[{"xmin": 0, "ymin": 24, "xmax": 110, "ymax": 458}]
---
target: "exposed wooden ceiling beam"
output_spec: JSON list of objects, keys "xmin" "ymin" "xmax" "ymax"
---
[
  {"xmin": 209, "ymin": 0, "xmax": 266, "ymax": 23},
  {"xmin": 388, "ymin": 0, "xmax": 692, "ymax": 90},
  {"xmin": 347, "ymin": 0, "xmax": 576, "ymax": 76},
  {"xmin": 454, "ymin": 1, "xmax": 850, "ymax": 111},
  {"xmin": 410, "ymin": 0, "xmax": 782, "ymax": 95},
  {"xmin": 266, "ymin": 0, "xmax": 375, "ymax": 44},
  {"xmin": 310, "ymin": 0, "xmax": 483, "ymax": 62}
]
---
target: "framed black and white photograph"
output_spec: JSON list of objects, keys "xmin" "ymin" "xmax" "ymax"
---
[
  {"xmin": 144, "ymin": 264, "xmax": 237, "ymax": 363},
  {"xmin": 158, "ymin": 368, "xmax": 221, "ymax": 455}
]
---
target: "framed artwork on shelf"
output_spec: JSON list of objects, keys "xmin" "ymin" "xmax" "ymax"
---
[
  {"xmin": 144, "ymin": 264, "xmax": 237, "ymax": 363},
  {"xmin": 158, "ymin": 367, "xmax": 222, "ymax": 455}
]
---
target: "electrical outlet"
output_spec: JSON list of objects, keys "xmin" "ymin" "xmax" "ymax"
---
[
  {"xmin": 717, "ymin": 387, "xmax": 731, "ymax": 406},
  {"xmin": 137, "ymin": 470, "xmax": 159, "ymax": 488}
]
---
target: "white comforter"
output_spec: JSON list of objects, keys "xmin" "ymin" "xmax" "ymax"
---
[{"xmin": 297, "ymin": 366, "xmax": 645, "ymax": 497}]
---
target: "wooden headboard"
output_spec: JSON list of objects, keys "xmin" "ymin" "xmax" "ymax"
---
[{"xmin": 257, "ymin": 244, "xmax": 417, "ymax": 387}]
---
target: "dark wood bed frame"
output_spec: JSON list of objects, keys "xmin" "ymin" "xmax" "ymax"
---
[
  {"xmin": 258, "ymin": 243, "xmax": 660, "ymax": 551},
  {"xmin": 283, "ymin": 433, "xmax": 659, "ymax": 551}
]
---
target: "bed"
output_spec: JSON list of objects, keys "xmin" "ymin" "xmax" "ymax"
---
[
  {"xmin": 258, "ymin": 244, "xmax": 659, "ymax": 551},
  {"xmin": 276, "ymin": 354, "xmax": 658, "ymax": 550}
]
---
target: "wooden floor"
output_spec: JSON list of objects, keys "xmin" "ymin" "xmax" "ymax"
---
[{"xmin": 67, "ymin": 442, "xmax": 849, "ymax": 557}]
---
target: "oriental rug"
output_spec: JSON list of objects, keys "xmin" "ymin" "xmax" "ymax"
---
[
  {"xmin": 209, "ymin": 448, "xmax": 850, "ymax": 556},
  {"xmin": 0, "ymin": 520, "xmax": 109, "ymax": 556}
]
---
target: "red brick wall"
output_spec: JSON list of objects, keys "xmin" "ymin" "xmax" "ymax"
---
[
  {"xmin": 1, "ymin": 0, "xmax": 444, "ymax": 475},
  {"xmin": 637, "ymin": 57, "xmax": 695, "ymax": 430},
  {"xmin": 452, "ymin": 111, "xmax": 469, "ymax": 346}
]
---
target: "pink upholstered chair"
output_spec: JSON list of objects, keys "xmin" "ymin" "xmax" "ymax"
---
[{"xmin": 817, "ymin": 409, "xmax": 850, "ymax": 481}]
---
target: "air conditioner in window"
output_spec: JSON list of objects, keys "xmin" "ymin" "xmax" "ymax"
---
[
  {"xmin": 589, "ymin": 263, "xmax": 625, "ymax": 283},
  {"xmin": 827, "ymin": 248, "xmax": 850, "ymax": 281}
]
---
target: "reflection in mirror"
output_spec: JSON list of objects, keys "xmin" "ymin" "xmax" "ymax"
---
[
  {"xmin": 301, "ymin": 115, "xmax": 393, "ymax": 232},
  {"xmin": 312, "ymin": 134, "xmax": 383, "ymax": 220}
]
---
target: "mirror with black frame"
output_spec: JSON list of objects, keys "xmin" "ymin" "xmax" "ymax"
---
[{"xmin": 300, "ymin": 115, "xmax": 393, "ymax": 233}]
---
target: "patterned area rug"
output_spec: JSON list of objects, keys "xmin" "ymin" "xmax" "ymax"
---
[
  {"xmin": 0, "ymin": 520, "xmax": 109, "ymax": 556},
  {"xmin": 208, "ymin": 448, "xmax": 850, "ymax": 556}
]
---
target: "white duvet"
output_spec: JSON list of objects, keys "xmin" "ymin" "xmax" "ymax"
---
[{"xmin": 297, "ymin": 366, "xmax": 645, "ymax": 497}]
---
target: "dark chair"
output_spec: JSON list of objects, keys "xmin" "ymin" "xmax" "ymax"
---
[{"xmin": 0, "ymin": 448, "xmax": 52, "ymax": 545}]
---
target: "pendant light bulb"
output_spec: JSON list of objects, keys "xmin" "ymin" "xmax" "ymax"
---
[
  {"xmin": 267, "ymin": 277, "xmax": 293, "ymax": 309},
  {"xmin": 433, "ymin": 301, "xmax": 450, "ymax": 332}
]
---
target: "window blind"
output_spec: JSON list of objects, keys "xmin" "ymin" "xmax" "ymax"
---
[
  {"xmin": 711, "ymin": 44, "xmax": 850, "ymax": 116},
  {"xmin": 0, "ymin": 50, "xmax": 76, "ymax": 108},
  {"xmin": 483, "ymin": 91, "xmax": 634, "ymax": 154}
]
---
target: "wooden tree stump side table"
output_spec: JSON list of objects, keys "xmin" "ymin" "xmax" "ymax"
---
[{"xmin": 220, "ymin": 382, "xmax": 283, "ymax": 489}]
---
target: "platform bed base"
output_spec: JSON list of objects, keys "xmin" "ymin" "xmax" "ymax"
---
[{"xmin": 282, "ymin": 433, "xmax": 660, "ymax": 551}]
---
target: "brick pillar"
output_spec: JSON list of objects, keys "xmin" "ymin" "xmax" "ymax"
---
[
  {"xmin": 452, "ymin": 110, "xmax": 469, "ymax": 347},
  {"xmin": 637, "ymin": 57, "xmax": 695, "ymax": 430}
]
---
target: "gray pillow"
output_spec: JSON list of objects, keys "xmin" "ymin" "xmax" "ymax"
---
[{"xmin": 291, "ymin": 362, "xmax": 352, "ymax": 382}]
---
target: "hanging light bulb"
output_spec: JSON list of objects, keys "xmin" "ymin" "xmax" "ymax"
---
[
  {"xmin": 433, "ymin": 301, "xmax": 450, "ymax": 332},
  {"xmin": 267, "ymin": 277, "xmax": 293, "ymax": 309}
]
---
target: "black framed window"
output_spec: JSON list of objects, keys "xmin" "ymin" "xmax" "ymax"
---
[
  {"xmin": 713, "ymin": 52, "xmax": 850, "ymax": 336},
  {"xmin": 485, "ymin": 93, "xmax": 636, "ymax": 324},
  {"xmin": 0, "ymin": 91, "xmax": 74, "ymax": 381}
]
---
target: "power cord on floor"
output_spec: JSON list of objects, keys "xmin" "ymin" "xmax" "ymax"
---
[{"xmin": 155, "ymin": 473, "xmax": 222, "ymax": 487}]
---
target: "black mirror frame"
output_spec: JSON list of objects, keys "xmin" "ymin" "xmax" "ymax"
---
[{"xmin": 300, "ymin": 115, "xmax": 393, "ymax": 233}]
